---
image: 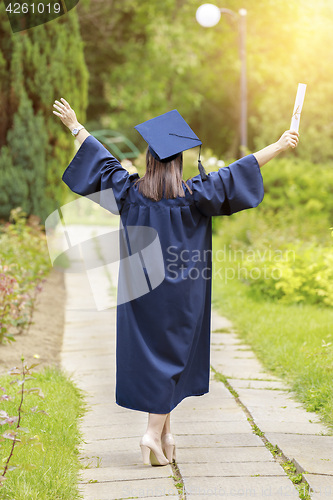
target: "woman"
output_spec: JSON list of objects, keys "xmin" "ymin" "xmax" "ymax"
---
[{"xmin": 53, "ymin": 98, "xmax": 299, "ymax": 467}]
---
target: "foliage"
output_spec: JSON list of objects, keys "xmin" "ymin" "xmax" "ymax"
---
[
  {"xmin": 0, "ymin": 4, "xmax": 89, "ymax": 221},
  {"xmin": 212, "ymin": 155, "xmax": 333, "ymax": 306},
  {"xmin": 0, "ymin": 359, "xmax": 46, "ymax": 487},
  {"xmin": 216, "ymin": 155, "xmax": 333, "ymax": 240},
  {"xmin": 0, "ymin": 365, "xmax": 86, "ymax": 500},
  {"xmin": 78, "ymin": 0, "xmax": 333, "ymax": 163},
  {"xmin": 240, "ymin": 241, "xmax": 333, "ymax": 307},
  {"xmin": 0, "ymin": 208, "xmax": 51, "ymax": 343}
]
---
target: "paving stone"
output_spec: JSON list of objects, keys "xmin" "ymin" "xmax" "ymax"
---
[
  {"xmin": 80, "ymin": 379, "xmax": 114, "ymax": 394},
  {"xmin": 227, "ymin": 378, "xmax": 290, "ymax": 390},
  {"xmin": 64, "ymin": 319, "xmax": 114, "ymax": 329},
  {"xmin": 68, "ymin": 370, "xmax": 116, "ymax": 389},
  {"xmin": 176, "ymin": 446, "xmax": 274, "ymax": 463},
  {"xmin": 85, "ymin": 409, "xmax": 147, "ymax": 426},
  {"xmin": 236, "ymin": 388, "xmax": 307, "ymax": 408},
  {"xmin": 61, "ymin": 362, "xmax": 115, "ymax": 375},
  {"xmin": 247, "ymin": 406, "xmax": 322, "ymax": 424},
  {"xmin": 213, "ymin": 366, "xmax": 279, "ymax": 380},
  {"xmin": 62, "ymin": 341, "xmax": 115, "ymax": 352},
  {"xmin": 214, "ymin": 350, "xmax": 257, "ymax": 359},
  {"xmin": 211, "ymin": 311, "xmax": 233, "ymax": 331},
  {"xmin": 176, "ymin": 397, "xmax": 237, "ymax": 411},
  {"xmin": 174, "ymin": 433, "xmax": 264, "ymax": 449},
  {"xmin": 211, "ymin": 333, "xmax": 243, "ymax": 345},
  {"xmin": 170, "ymin": 407, "xmax": 248, "ymax": 422},
  {"xmin": 265, "ymin": 433, "xmax": 333, "ymax": 475},
  {"xmin": 179, "ymin": 461, "xmax": 286, "ymax": 477},
  {"xmin": 82, "ymin": 421, "xmax": 146, "ymax": 438},
  {"xmin": 236, "ymin": 389, "xmax": 330, "ymax": 435},
  {"xmin": 80, "ymin": 446, "xmax": 165, "ymax": 468},
  {"xmin": 81, "ymin": 477, "xmax": 178, "ymax": 500},
  {"xmin": 62, "ymin": 350, "xmax": 115, "ymax": 360},
  {"xmin": 182, "ymin": 475, "xmax": 298, "ymax": 498},
  {"xmin": 80, "ymin": 464, "xmax": 173, "ymax": 482},
  {"xmin": 303, "ymin": 474, "xmax": 333, "ymax": 499},
  {"xmin": 211, "ymin": 356, "xmax": 267, "ymax": 370},
  {"xmin": 82, "ymin": 401, "xmax": 143, "ymax": 416},
  {"xmin": 81, "ymin": 422, "xmax": 145, "ymax": 440},
  {"xmin": 171, "ymin": 420, "xmax": 253, "ymax": 435},
  {"xmin": 61, "ymin": 355, "xmax": 114, "ymax": 372},
  {"xmin": 117, "ymin": 497, "xmax": 179, "ymax": 500},
  {"xmin": 82, "ymin": 436, "xmax": 151, "ymax": 450},
  {"xmin": 254, "ymin": 420, "xmax": 328, "ymax": 435}
]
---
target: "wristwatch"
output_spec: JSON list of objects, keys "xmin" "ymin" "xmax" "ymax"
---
[{"xmin": 71, "ymin": 125, "xmax": 85, "ymax": 137}]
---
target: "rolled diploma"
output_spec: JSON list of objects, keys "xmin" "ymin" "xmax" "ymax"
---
[{"xmin": 290, "ymin": 83, "xmax": 307, "ymax": 132}]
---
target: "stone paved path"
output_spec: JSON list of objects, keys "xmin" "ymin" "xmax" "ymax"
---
[{"xmin": 60, "ymin": 225, "xmax": 333, "ymax": 500}]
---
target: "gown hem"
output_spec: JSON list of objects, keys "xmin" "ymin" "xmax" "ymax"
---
[{"xmin": 115, "ymin": 389, "xmax": 209, "ymax": 414}]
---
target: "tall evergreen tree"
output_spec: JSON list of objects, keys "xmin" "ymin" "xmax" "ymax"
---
[{"xmin": 0, "ymin": 5, "xmax": 89, "ymax": 221}]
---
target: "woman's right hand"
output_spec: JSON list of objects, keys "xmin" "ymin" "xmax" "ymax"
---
[
  {"xmin": 53, "ymin": 98, "xmax": 80, "ymax": 131},
  {"xmin": 277, "ymin": 130, "xmax": 299, "ymax": 151}
]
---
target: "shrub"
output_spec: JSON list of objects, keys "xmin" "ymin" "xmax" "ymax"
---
[
  {"xmin": 0, "ymin": 208, "xmax": 51, "ymax": 343},
  {"xmin": 240, "ymin": 241, "xmax": 333, "ymax": 307}
]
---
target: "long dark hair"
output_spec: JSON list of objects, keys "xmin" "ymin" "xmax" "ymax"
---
[{"xmin": 134, "ymin": 147, "xmax": 193, "ymax": 201}]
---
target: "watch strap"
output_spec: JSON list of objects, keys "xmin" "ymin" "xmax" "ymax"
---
[{"xmin": 72, "ymin": 125, "xmax": 85, "ymax": 136}]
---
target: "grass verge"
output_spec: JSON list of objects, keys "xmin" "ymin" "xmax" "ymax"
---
[
  {"xmin": 0, "ymin": 365, "xmax": 86, "ymax": 500},
  {"xmin": 212, "ymin": 237, "xmax": 333, "ymax": 434}
]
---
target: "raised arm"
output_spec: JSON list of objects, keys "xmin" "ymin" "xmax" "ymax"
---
[
  {"xmin": 253, "ymin": 130, "xmax": 299, "ymax": 168},
  {"xmin": 53, "ymin": 97, "xmax": 90, "ymax": 144}
]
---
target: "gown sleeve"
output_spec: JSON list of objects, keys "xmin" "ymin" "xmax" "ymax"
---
[
  {"xmin": 62, "ymin": 135, "xmax": 139, "ymax": 214},
  {"xmin": 190, "ymin": 153, "xmax": 264, "ymax": 217}
]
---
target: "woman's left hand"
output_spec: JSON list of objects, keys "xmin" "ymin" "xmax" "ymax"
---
[{"xmin": 53, "ymin": 98, "xmax": 80, "ymax": 130}]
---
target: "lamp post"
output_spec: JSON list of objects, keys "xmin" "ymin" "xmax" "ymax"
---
[{"xmin": 196, "ymin": 4, "xmax": 248, "ymax": 158}]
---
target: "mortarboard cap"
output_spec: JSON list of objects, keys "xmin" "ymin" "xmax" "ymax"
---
[{"xmin": 134, "ymin": 109, "xmax": 207, "ymax": 180}]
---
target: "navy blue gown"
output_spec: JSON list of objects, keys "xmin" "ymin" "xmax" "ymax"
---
[{"xmin": 62, "ymin": 135, "xmax": 264, "ymax": 414}]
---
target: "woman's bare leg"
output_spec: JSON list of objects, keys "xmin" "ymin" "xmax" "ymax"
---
[
  {"xmin": 161, "ymin": 412, "xmax": 171, "ymax": 438},
  {"xmin": 145, "ymin": 413, "xmax": 168, "ymax": 444}
]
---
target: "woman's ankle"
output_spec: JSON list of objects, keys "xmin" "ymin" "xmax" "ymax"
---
[
  {"xmin": 161, "ymin": 428, "xmax": 171, "ymax": 438},
  {"xmin": 145, "ymin": 429, "xmax": 162, "ymax": 443}
]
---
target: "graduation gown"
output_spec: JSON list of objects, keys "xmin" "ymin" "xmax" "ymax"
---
[{"xmin": 62, "ymin": 135, "xmax": 264, "ymax": 414}]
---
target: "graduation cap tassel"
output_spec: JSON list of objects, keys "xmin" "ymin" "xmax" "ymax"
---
[{"xmin": 198, "ymin": 145, "xmax": 208, "ymax": 181}]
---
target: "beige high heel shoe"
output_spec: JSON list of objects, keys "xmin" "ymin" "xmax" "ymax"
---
[
  {"xmin": 161, "ymin": 432, "xmax": 176, "ymax": 462},
  {"xmin": 140, "ymin": 433, "xmax": 169, "ymax": 466}
]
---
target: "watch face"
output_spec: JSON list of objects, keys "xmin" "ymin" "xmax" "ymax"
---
[{"xmin": 72, "ymin": 128, "xmax": 78, "ymax": 135}]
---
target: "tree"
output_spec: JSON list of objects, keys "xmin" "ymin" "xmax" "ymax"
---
[{"xmin": 0, "ymin": 5, "xmax": 89, "ymax": 221}]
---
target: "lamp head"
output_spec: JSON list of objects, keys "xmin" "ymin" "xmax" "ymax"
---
[{"xmin": 196, "ymin": 3, "xmax": 221, "ymax": 28}]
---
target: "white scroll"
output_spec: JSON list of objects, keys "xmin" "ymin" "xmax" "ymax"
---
[{"xmin": 290, "ymin": 83, "xmax": 307, "ymax": 132}]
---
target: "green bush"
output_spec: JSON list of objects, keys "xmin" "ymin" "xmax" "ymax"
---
[
  {"xmin": 215, "ymin": 156, "xmax": 333, "ymax": 243},
  {"xmin": 240, "ymin": 241, "xmax": 333, "ymax": 307}
]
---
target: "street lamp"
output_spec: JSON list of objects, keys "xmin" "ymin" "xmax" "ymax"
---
[{"xmin": 196, "ymin": 3, "xmax": 248, "ymax": 158}]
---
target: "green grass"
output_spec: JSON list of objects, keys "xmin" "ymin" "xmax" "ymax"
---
[
  {"xmin": 212, "ymin": 237, "xmax": 333, "ymax": 434},
  {"xmin": 0, "ymin": 366, "xmax": 87, "ymax": 499}
]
